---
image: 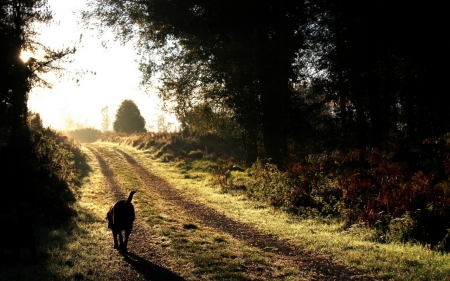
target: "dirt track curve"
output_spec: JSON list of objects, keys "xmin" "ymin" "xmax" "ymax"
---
[{"xmin": 87, "ymin": 145, "xmax": 379, "ymax": 281}]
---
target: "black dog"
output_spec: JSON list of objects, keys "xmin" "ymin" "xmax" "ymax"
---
[
  {"xmin": 0, "ymin": 219, "xmax": 37, "ymax": 263},
  {"xmin": 106, "ymin": 191, "xmax": 136, "ymax": 251}
]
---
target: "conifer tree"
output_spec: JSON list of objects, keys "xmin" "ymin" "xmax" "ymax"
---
[{"xmin": 113, "ymin": 100, "xmax": 146, "ymax": 133}]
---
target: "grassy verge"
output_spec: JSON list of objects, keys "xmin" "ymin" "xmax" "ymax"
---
[{"xmin": 105, "ymin": 142, "xmax": 450, "ymax": 281}]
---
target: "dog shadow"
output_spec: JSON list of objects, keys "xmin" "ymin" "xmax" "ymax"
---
[{"xmin": 120, "ymin": 251, "xmax": 185, "ymax": 281}]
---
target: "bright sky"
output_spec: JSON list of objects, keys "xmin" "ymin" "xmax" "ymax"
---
[{"xmin": 26, "ymin": 0, "xmax": 177, "ymax": 132}]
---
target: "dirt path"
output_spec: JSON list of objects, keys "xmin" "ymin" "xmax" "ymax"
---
[
  {"xmin": 87, "ymin": 146, "xmax": 184, "ymax": 281},
  {"xmin": 87, "ymin": 145, "xmax": 378, "ymax": 280}
]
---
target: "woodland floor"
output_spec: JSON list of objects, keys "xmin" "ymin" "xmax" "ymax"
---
[{"xmin": 85, "ymin": 144, "xmax": 381, "ymax": 281}]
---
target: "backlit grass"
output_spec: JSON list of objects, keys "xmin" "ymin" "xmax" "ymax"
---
[
  {"xmin": 91, "ymin": 143, "xmax": 309, "ymax": 280},
  {"xmin": 107, "ymin": 142, "xmax": 450, "ymax": 281}
]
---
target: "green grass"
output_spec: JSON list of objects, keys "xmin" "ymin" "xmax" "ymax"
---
[
  {"xmin": 91, "ymin": 143, "xmax": 308, "ymax": 280},
  {"xmin": 106, "ymin": 142, "xmax": 450, "ymax": 281}
]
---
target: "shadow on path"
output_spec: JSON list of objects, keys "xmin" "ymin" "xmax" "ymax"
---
[{"xmin": 120, "ymin": 251, "xmax": 185, "ymax": 281}]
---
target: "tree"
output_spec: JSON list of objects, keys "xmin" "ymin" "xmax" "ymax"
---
[
  {"xmin": 101, "ymin": 106, "xmax": 110, "ymax": 132},
  {"xmin": 156, "ymin": 115, "xmax": 173, "ymax": 133},
  {"xmin": 113, "ymin": 100, "xmax": 146, "ymax": 133},
  {"xmin": 1, "ymin": 0, "xmax": 76, "ymax": 130},
  {"xmin": 84, "ymin": 0, "xmax": 306, "ymax": 167}
]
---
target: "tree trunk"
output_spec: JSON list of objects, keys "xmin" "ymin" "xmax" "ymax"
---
[
  {"xmin": 259, "ymin": 58, "xmax": 289, "ymax": 168},
  {"xmin": 351, "ymin": 90, "xmax": 368, "ymax": 149},
  {"xmin": 368, "ymin": 82, "xmax": 382, "ymax": 148}
]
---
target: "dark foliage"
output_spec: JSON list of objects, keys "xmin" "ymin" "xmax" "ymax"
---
[
  {"xmin": 0, "ymin": 123, "xmax": 86, "ymax": 224},
  {"xmin": 1, "ymin": 0, "xmax": 75, "ymax": 130},
  {"xmin": 300, "ymin": 0, "xmax": 448, "ymax": 149},
  {"xmin": 1, "ymin": 0, "xmax": 79, "ymax": 224},
  {"xmin": 334, "ymin": 143, "xmax": 450, "ymax": 245}
]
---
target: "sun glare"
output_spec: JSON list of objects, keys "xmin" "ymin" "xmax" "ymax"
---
[{"xmin": 20, "ymin": 50, "xmax": 32, "ymax": 62}]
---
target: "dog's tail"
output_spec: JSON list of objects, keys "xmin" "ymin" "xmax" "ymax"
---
[{"xmin": 126, "ymin": 191, "xmax": 136, "ymax": 204}]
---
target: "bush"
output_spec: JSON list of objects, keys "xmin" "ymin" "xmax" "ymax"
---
[
  {"xmin": 336, "ymin": 145, "xmax": 450, "ymax": 245},
  {"xmin": 0, "ymin": 125, "xmax": 86, "ymax": 223},
  {"xmin": 240, "ymin": 158, "xmax": 342, "ymax": 216},
  {"xmin": 385, "ymin": 212, "xmax": 417, "ymax": 243}
]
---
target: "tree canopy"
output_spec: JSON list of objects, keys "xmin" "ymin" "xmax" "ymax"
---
[
  {"xmin": 84, "ymin": 0, "xmax": 448, "ymax": 165},
  {"xmin": 113, "ymin": 99, "xmax": 146, "ymax": 133},
  {"xmin": 300, "ymin": 0, "xmax": 448, "ymax": 149},
  {"xmin": 84, "ymin": 0, "xmax": 306, "ymax": 166}
]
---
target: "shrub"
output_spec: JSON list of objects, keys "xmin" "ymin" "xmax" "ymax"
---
[
  {"xmin": 336, "ymin": 145, "xmax": 450, "ymax": 244},
  {"xmin": 385, "ymin": 212, "xmax": 416, "ymax": 243},
  {"xmin": 240, "ymin": 141, "xmax": 450, "ymax": 246},
  {"xmin": 0, "ymin": 125, "xmax": 86, "ymax": 223},
  {"xmin": 240, "ymin": 158, "xmax": 343, "ymax": 216}
]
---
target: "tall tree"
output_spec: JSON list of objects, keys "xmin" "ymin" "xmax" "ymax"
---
[
  {"xmin": 0, "ymin": 0, "xmax": 75, "ymax": 130},
  {"xmin": 84, "ymin": 0, "xmax": 306, "ymax": 167},
  {"xmin": 113, "ymin": 99, "xmax": 146, "ymax": 133}
]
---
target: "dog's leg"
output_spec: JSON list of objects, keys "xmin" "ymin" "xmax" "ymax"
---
[
  {"xmin": 123, "ymin": 225, "xmax": 133, "ymax": 251},
  {"xmin": 112, "ymin": 229, "xmax": 119, "ymax": 249},
  {"xmin": 118, "ymin": 231, "xmax": 124, "ymax": 249}
]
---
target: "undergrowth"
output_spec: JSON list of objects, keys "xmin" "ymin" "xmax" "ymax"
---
[{"xmin": 0, "ymin": 113, "xmax": 87, "ymax": 223}]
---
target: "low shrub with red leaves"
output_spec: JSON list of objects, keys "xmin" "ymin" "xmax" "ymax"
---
[{"xmin": 335, "ymin": 142, "xmax": 450, "ymax": 244}]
